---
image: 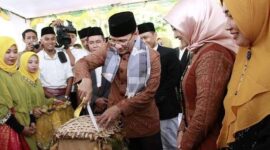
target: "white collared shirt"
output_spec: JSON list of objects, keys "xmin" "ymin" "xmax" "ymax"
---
[
  {"xmin": 179, "ymin": 48, "xmax": 187, "ymax": 60},
  {"xmin": 88, "ymin": 51, "xmax": 102, "ymax": 87},
  {"xmin": 37, "ymin": 49, "xmax": 73, "ymax": 89},
  {"xmin": 153, "ymin": 44, "xmax": 159, "ymax": 51},
  {"xmin": 95, "ymin": 67, "xmax": 102, "ymax": 87},
  {"xmin": 69, "ymin": 47, "xmax": 89, "ymax": 63}
]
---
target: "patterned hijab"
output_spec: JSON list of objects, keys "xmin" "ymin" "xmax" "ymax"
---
[
  {"xmin": 19, "ymin": 52, "xmax": 40, "ymax": 82},
  {"xmin": 0, "ymin": 36, "xmax": 17, "ymax": 73},
  {"xmin": 217, "ymin": 0, "xmax": 270, "ymax": 147},
  {"xmin": 164, "ymin": 0, "xmax": 237, "ymax": 53}
]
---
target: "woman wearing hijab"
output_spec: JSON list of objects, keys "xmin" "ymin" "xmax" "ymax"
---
[
  {"xmin": 217, "ymin": 0, "xmax": 270, "ymax": 149},
  {"xmin": 18, "ymin": 52, "xmax": 53, "ymax": 150},
  {"xmin": 17, "ymin": 51, "xmax": 73, "ymax": 150},
  {"xmin": 164, "ymin": 0, "xmax": 237, "ymax": 149},
  {"xmin": 0, "ymin": 36, "xmax": 37, "ymax": 150}
]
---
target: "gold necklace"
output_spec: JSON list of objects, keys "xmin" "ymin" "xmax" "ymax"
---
[{"xmin": 234, "ymin": 49, "xmax": 252, "ymax": 96}]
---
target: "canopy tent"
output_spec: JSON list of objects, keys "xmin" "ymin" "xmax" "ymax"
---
[
  {"xmin": 0, "ymin": 0, "xmax": 178, "ymax": 50},
  {"xmin": 0, "ymin": 0, "xmax": 149, "ymax": 19},
  {"xmin": 0, "ymin": 10, "xmax": 29, "ymax": 50}
]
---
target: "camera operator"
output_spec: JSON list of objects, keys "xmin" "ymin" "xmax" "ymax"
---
[
  {"xmin": 50, "ymin": 19, "xmax": 89, "ymax": 109},
  {"xmin": 22, "ymin": 29, "xmax": 41, "ymax": 53},
  {"xmin": 17, "ymin": 29, "xmax": 42, "ymax": 67},
  {"xmin": 50, "ymin": 19, "xmax": 89, "ymax": 67}
]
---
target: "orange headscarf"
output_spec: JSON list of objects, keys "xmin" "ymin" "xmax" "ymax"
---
[
  {"xmin": 0, "ymin": 36, "xmax": 17, "ymax": 73},
  {"xmin": 217, "ymin": 0, "xmax": 270, "ymax": 148}
]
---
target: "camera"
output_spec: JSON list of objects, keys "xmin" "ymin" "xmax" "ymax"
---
[
  {"xmin": 54, "ymin": 20, "xmax": 76, "ymax": 49},
  {"xmin": 32, "ymin": 41, "xmax": 40, "ymax": 49}
]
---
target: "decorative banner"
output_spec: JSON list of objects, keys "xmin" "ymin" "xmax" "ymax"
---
[
  {"xmin": 0, "ymin": 8, "xmax": 10, "ymax": 21},
  {"xmin": 30, "ymin": 18, "xmax": 45, "ymax": 27}
]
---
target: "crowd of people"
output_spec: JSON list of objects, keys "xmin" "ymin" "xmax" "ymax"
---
[{"xmin": 0, "ymin": 0, "xmax": 269, "ymax": 150}]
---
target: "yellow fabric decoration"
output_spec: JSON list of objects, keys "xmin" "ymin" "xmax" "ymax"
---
[{"xmin": 0, "ymin": 9, "xmax": 10, "ymax": 21}]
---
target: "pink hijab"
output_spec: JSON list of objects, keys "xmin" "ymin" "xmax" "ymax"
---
[{"xmin": 164, "ymin": 0, "xmax": 237, "ymax": 53}]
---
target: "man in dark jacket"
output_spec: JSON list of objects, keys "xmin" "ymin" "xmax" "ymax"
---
[
  {"xmin": 138, "ymin": 22, "xmax": 181, "ymax": 150},
  {"xmin": 87, "ymin": 27, "xmax": 111, "ymax": 114}
]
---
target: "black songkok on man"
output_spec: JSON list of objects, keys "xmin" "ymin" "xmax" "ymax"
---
[
  {"xmin": 88, "ymin": 27, "xmax": 104, "ymax": 37},
  {"xmin": 108, "ymin": 11, "xmax": 137, "ymax": 37},
  {"xmin": 138, "ymin": 22, "xmax": 156, "ymax": 34},
  {"xmin": 41, "ymin": 27, "xmax": 55, "ymax": 36},
  {"xmin": 78, "ymin": 27, "xmax": 91, "ymax": 39}
]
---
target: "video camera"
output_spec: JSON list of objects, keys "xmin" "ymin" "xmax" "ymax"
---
[{"xmin": 54, "ymin": 20, "xmax": 76, "ymax": 49}]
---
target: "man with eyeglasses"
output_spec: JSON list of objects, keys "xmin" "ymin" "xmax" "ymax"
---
[{"xmin": 74, "ymin": 11, "xmax": 162, "ymax": 150}]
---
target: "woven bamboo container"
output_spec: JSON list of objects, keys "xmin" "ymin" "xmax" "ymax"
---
[{"xmin": 52, "ymin": 115, "xmax": 123, "ymax": 150}]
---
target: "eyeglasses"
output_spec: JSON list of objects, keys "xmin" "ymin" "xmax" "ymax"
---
[{"xmin": 108, "ymin": 33, "xmax": 134, "ymax": 47}]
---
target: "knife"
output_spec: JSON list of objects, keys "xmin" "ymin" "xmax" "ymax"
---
[{"xmin": 87, "ymin": 101, "xmax": 100, "ymax": 132}]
